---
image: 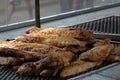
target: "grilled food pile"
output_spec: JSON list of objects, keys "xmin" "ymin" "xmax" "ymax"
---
[{"xmin": 0, "ymin": 27, "xmax": 120, "ymax": 78}]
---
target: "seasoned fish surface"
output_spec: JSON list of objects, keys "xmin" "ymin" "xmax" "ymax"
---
[
  {"xmin": 79, "ymin": 44, "xmax": 114, "ymax": 62},
  {"xmin": 15, "ymin": 34, "xmax": 87, "ymax": 47},
  {"xmin": 60, "ymin": 60, "xmax": 102, "ymax": 77},
  {"xmin": 0, "ymin": 41, "xmax": 74, "ymax": 66},
  {"xmin": 26, "ymin": 27, "xmax": 96, "ymax": 44},
  {"xmin": 16, "ymin": 55, "xmax": 63, "ymax": 76},
  {"xmin": 106, "ymin": 47, "xmax": 120, "ymax": 62},
  {"xmin": 94, "ymin": 38, "xmax": 111, "ymax": 47}
]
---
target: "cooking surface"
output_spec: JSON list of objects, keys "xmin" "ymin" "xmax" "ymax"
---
[
  {"xmin": 70, "ymin": 16, "xmax": 120, "ymax": 34},
  {"xmin": 0, "ymin": 16, "xmax": 120, "ymax": 80}
]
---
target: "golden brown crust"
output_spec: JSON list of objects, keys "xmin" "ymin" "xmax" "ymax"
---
[
  {"xmin": 15, "ymin": 34, "xmax": 87, "ymax": 47},
  {"xmin": 94, "ymin": 38, "xmax": 111, "ymax": 47},
  {"xmin": 25, "ymin": 27, "xmax": 96, "ymax": 44},
  {"xmin": 16, "ymin": 55, "xmax": 63, "ymax": 76},
  {"xmin": 79, "ymin": 44, "xmax": 114, "ymax": 62},
  {"xmin": 0, "ymin": 41, "xmax": 74, "ymax": 66},
  {"xmin": 106, "ymin": 47, "xmax": 120, "ymax": 62},
  {"xmin": 60, "ymin": 60, "xmax": 102, "ymax": 77}
]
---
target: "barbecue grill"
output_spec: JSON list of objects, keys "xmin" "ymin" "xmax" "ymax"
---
[{"xmin": 0, "ymin": 16, "xmax": 120, "ymax": 80}]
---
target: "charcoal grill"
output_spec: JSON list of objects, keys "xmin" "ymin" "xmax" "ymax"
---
[{"xmin": 0, "ymin": 16, "xmax": 120, "ymax": 80}]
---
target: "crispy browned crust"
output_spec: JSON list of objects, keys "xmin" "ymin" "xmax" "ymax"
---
[
  {"xmin": 79, "ymin": 44, "xmax": 114, "ymax": 62},
  {"xmin": 0, "ymin": 41, "xmax": 74, "ymax": 66},
  {"xmin": 25, "ymin": 27, "xmax": 96, "ymax": 44},
  {"xmin": 16, "ymin": 55, "xmax": 63, "ymax": 76},
  {"xmin": 60, "ymin": 60, "xmax": 102, "ymax": 77},
  {"xmin": 26, "ymin": 27, "xmax": 40, "ymax": 34},
  {"xmin": 106, "ymin": 47, "xmax": 120, "ymax": 62},
  {"xmin": 0, "ymin": 41, "xmax": 51, "ymax": 49},
  {"xmin": 94, "ymin": 38, "xmax": 111, "ymax": 47},
  {"xmin": 15, "ymin": 34, "xmax": 87, "ymax": 47}
]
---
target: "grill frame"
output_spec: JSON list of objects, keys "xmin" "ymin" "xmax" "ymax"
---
[{"xmin": 0, "ymin": 16, "xmax": 120, "ymax": 80}]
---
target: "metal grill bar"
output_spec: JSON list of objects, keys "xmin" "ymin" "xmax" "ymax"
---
[
  {"xmin": 114, "ymin": 16, "xmax": 116, "ymax": 33},
  {"xmin": 92, "ymin": 21, "xmax": 96, "ymax": 32},
  {"xmin": 118, "ymin": 16, "xmax": 120, "ymax": 34}
]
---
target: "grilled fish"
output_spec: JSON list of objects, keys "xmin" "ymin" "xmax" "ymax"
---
[
  {"xmin": 15, "ymin": 34, "xmax": 86, "ymax": 47},
  {"xmin": 15, "ymin": 34, "xmax": 87, "ymax": 52},
  {"xmin": 94, "ymin": 38, "xmax": 111, "ymax": 47},
  {"xmin": 60, "ymin": 60, "xmax": 102, "ymax": 77},
  {"xmin": 106, "ymin": 47, "xmax": 120, "ymax": 62},
  {"xmin": 25, "ymin": 27, "xmax": 96, "ymax": 44},
  {"xmin": 0, "ymin": 41, "xmax": 74, "ymax": 66},
  {"xmin": 16, "ymin": 55, "xmax": 63, "ymax": 76},
  {"xmin": 79, "ymin": 44, "xmax": 114, "ymax": 62}
]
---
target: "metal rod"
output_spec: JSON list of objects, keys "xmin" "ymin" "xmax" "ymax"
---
[{"xmin": 35, "ymin": 0, "xmax": 40, "ymax": 28}]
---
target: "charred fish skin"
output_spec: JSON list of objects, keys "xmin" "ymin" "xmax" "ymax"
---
[{"xmin": 16, "ymin": 55, "xmax": 63, "ymax": 76}]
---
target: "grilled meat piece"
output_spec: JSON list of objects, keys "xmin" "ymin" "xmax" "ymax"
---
[
  {"xmin": 79, "ymin": 44, "xmax": 114, "ymax": 62},
  {"xmin": 0, "ymin": 47, "xmax": 49, "ymax": 61},
  {"xmin": 0, "ymin": 41, "xmax": 74, "ymax": 66},
  {"xmin": 16, "ymin": 55, "xmax": 63, "ymax": 76},
  {"xmin": 40, "ymin": 65, "xmax": 63, "ymax": 76},
  {"xmin": 15, "ymin": 33, "xmax": 87, "ymax": 52},
  {"xmin": 0, "ymin": 48, "xmax": 33, "ymax": 60},
  {"xmin": 63, "ymin": 46, "xmax": 86, "ymax": 53},
  {"xmin": 106, "ymin": 47, "xmax": 120, "ymax": 62},
  {"xmin": 94, "ymin": 38, "xmax": 111, "ymax": 47},
  {"xmin": 15, "ymin": 33, "xmax": 86, "ymax": 47},
  {"xmin": 60, "ymin": 60, "xmax": 102, "ymax": 77},
  {"xmin": 25, "ymin": 27, "xmax": 96, "ymax": 44},
  {"xmin": 31, "ymin": 47, "xmax": 74, "ymax": 66},
  {"xmin": 26, "ymin": 27, "xmax": 40, "ymax": 34},
  {"xmin": 0, "ymin": 56, "xmax": 24, "ymax": 66},
  {"xmin": 0, "ymin": 41, "xmax": 44, "ymax": 49}
]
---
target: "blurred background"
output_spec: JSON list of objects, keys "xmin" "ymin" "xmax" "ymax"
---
[{"xmin": 0, "ymin": 0, "xmax": 119, "ymax": 26}]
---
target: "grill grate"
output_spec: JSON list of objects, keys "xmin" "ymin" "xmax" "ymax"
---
[
  {"xmin": 69, "ymin": 16, "xmax": 120, "ymax": 34},
  {"xmin": 0, "ymin": 16, "xmax": 120, "ymax": 80}
]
